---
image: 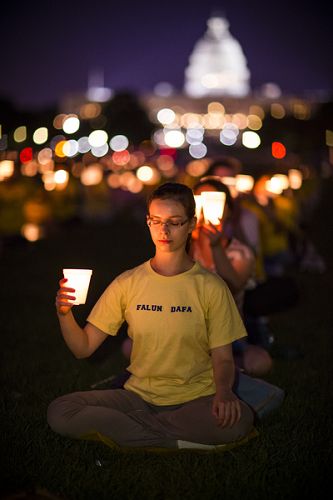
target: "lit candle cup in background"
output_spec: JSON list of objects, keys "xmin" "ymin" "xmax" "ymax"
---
[
  {"xmin": 194, "ymin": 195, "xmax": 203, "ymax": 220},
  {"xmin": 201, "ymin": 191, "xmax": 226, "ymax": 225},
  {"xmin": 288, "ymin": 169, "xmax": 303, "ymax": 189},
  {"xmin": 235, "ymin": 174, "xmax": 254, "ymax": 193},
  {"xmin": 265, "ymin": 177, "xmax": 284, "ymax": 195},
  {"xmin": 62, "ymin": 269, "xmax": 93, "ymax": 304},
  {"xmin": 272, "ymin": 174, "xmax": 289, "ymax": 190},
  {"xmin": 265, "ymin": 174, "xmax": 289, "ymax": 195}
]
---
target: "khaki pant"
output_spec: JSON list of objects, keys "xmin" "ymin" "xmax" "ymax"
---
[{"xmin": 47, "ymin": 388, "xmax": 254, "ymax": 448}]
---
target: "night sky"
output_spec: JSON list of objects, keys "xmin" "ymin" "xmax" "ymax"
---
[{"xmin": 2, "ymin": 0, "xmax": 332, "ymax": 110}]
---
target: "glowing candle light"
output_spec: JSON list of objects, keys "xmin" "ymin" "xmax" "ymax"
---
[
  {"xmin": 201, "ymin": 191, "xmax": 226, "ymax": 225},
  {"xmin": 272, "ymin": 174, "xmax": 289, "ymax": 190},
  {"xmin": 235, "ymin": 174, "xmax": 254, "ymax": 192},
  {"xmin": 288, "ymin": 169, "xmax": 303, "ymax": 189},
  {"xmin": 21, "ymin": 223, "xmax": 43, "ymax": 242},
  {"xmin": 0, "ymin": 160, "xmax": 14, "ymax": 180},
  {"xmin": 265, "ymin": 178, "xmax": 284, "ymax": 195},
  {"xmin": 63, "ymin": 269, "xmax": 93, "ymax": 304},
  {"xmin": 194, "ymin": 195, "xmax": 203, "ymax": 220}
]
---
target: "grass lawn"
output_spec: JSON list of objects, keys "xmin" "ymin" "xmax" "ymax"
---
[{"xmin": 1, "ymin": 180, "xmax": 333, "ymax": 500}]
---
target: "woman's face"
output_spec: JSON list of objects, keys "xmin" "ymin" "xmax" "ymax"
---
[{"xmin": 147, "ymin": 198, "xmax": 196, "ymax": 253}]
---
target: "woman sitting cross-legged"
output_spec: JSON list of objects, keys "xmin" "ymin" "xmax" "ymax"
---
[
  {"xmin": 47, "ymin": 182, "xmax": 255, "ymax": 450},
  {"xmin": 108, "ymin": 178, "xmax": 284, "ymax": 426}
]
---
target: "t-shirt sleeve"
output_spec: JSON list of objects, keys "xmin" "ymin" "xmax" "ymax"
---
[
  {"xmin": 207, "ymin": 276, "xmax": 247, "ymax": 349},
  {"xmin": 86, "ymin": 277, "xmax": 126, "ymax": 335}
]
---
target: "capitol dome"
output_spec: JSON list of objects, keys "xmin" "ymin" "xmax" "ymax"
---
[{"xmin": 184, "ymin": 14, "xmax": 251, "ymax": 98}]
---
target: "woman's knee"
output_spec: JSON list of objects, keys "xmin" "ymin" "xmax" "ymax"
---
[
  {"xmin": 47, "ymin": 394, "xmax": 77, "ymax": 436},
  {"xmin": 153, "ymin": 395, "xmax": 254, "ymax": 446},
  {"xmin": 208, "ymin": 401, "xmax": 254, "ymax": 444},
  {"xmin": 242, "ymin": 345, "xmax": 273, "ymax": 377},
  {"xmin": 239, "ymin": 401, "xmax": 255, "ymax": 435}
]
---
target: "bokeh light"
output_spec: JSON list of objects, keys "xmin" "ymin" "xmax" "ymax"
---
[
  {"xmin": 189, "ymin": 143, "xmax": 207, "ymax": 159},
  {"xmin": 19, "ymin": 147, "xmax": 33, "ymax": 163},
  {"xmin": 81, "ymin": 164, "xmax": 104, "ymax": 185},
  {"xmin": 157, "ymin": 108, "xmax": 176, "ymax": 125},
  {"xmin": 272, "ymin": 141, "xmax": 286, "ymax": 159},
  {"xmin": 88, "ymin": 130, "xmax": 108, "ymax": 148},
  {"xmin": 33, "ymin": 127, "xmax": 48, "ymax": 145},
  {"xmin": 14, "ymin": 126, "xmax": 27, "ymax": 143},
  {"xmin": 109, "ymin": 135, "xmax": 129, "ymax": 152},
  {"xmin": 21, "ymin": 223, "xmax": 43, "ymax": 242},
  {"xmin": 0, "ymin": 160, "xmax": 15, "ymax": 180},
  {"xmin": 242, "ymin": 131, "xmax": 261, "ymax": 149},
  {"xmin": 164, "ymin": 130, "xmax": 185, "ymax": 148},
  {"xmin": 63, "ymin": 115, "xmax": 80, "ymax": 134}
]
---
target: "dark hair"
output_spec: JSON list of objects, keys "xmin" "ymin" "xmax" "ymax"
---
[
  {"xmin": 192, "ymin": 177, "xmax": 234, "ymax": 212},
  {"xmin": 147, "ymin": 182, "xmax": 196, "ymax": 220},
  {"xmin": 205, "ymin": 156, "xmax": 242, "ymax": 177},
  {"xmin": 147, "ymin": 182, "xmax": 196, "ymax": 253}
]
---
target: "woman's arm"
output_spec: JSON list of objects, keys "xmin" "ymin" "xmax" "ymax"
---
[
  {"xmin": 204, "ymin": 224, "xmax": 254, "ymax": 293},
  {"xmin": 210, "ymin": 242, "xmax": 249, "ymax": 293},
  {"xmin": 211, "ymin": 344, "xmax": 241, "ymax": 427},
  {"xmin": 56, "ymin": 278, "xmax": 107, "ymax": 358}
]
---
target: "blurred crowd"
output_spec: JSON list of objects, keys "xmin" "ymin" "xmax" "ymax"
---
[
  {"xmin": 2, "ymin": 152, "xmax": 329, "ymax": 422},
  {"xmin": 115, "ymin": 155, "xmax": 327, "ymax": 380},
  {"xmin": 0, "ymin": 155, "xmax": 328, "ymax": 360},
  {"xmin": 186, "ymin": 156, "xmax": 327, "ymax": 373}
]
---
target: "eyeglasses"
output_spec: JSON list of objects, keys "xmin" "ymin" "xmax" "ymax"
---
[{"xmin": 147, "ymin": 217, "xmax": 189, "ymax": 229}]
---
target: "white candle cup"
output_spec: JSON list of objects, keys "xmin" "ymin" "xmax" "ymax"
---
[
  {"xmin": 201, "ymin": 191, "xmax": 226, "ymax": 225},
  {"xmin": 63, "ymin": 269, "xmax": 93, "ymax": 305},
  {"xmin": 194, "ymin": 195, "xmax": 203, "ymax": 220}
]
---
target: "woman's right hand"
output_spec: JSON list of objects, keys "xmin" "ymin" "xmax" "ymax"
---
[
  {"xmin": 55, "ymin": 278, "xmax": 76, "ymax": 316},
  {"xmin": 202, "ymin": 220, "xmax": 224, "ymax": 248}
]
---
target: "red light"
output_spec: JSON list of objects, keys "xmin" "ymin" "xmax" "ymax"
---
[
  {"xmin": 159, "ymin": 147, "xmax": 177, "ymax": 158},
  {"xmin": 20, "ymin": 147, "xmax": 33, "ymax": 163},
  {"xmin": 112, "ymin": 150, "xmax": 130, "ymax": 166},
  {"xmin": 272, "ymin": 142, "xmax": 286, "ymax": 159}
]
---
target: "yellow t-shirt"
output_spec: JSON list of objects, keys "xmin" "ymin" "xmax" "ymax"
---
[{"xmin": 87, "ymin": 260, "xmax": 247, "ymax": 405}]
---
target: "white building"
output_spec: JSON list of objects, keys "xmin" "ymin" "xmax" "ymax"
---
[{"xmin": 184, "ymin": 14, "xmax": 251, "ymax": 98}]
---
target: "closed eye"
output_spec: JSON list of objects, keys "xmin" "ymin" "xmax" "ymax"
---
[{"xmin": 148, "ymin": 218, "xmax": 187, "ymax": 228}]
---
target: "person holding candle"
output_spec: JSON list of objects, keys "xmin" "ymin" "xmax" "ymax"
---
[
  {"xmin": 189, "ymin": 177, "xmax": 285, "ymax": 420},
  {"xmin": 201, "ymin": 167, "xmax": 299, "ymax": 355},
  {"xmin": 191, "ymin": 177, "xmax": 273, "ymax": 377},
  {"xmin": 48, "ymin": 182, "xmax": 254, "ymax": 450},
  {"xmin": 202, "ymin": 156, "xmax": 260, "ymax": 257}
]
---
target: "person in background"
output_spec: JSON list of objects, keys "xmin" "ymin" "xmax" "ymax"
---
[
  {"xmin": 282, "ymin": 169, "xmax": 326, "ymax": 274},
  {"xmin": 195, "ymin": 161, "xmax": 302, "ymax": 359},
  {"xmin": 191, "ymin": 176, "xmax": 273, "ymax": 377},
  {"xmin": 203, "ymin": 156, "xmax": 260, "ymax": 256},
  {"xmin": 242, "ymin": 174, "xmax": 294, "ymax": 279},
  {"xmin": 205, "ymin": 156, "xmax": 243, "ymax": 178},
  {"xmin": 48, "ymin": 182, "xmax": 254, "ymax": 450},
  {"xmin": 239, "ymin": 175, "xmax": 302, "ymax": 358}
]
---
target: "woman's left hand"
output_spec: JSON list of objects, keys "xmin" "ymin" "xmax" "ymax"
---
[{"xmin": 212, "ymin": 388, "xmax": 241, "ymax": 427}]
